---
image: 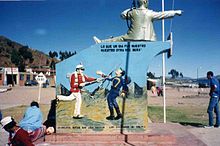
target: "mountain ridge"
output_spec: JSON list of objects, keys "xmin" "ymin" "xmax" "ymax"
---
[{"xmin": 0, "ymin": 35, "xmax": 53, "ymax": 69}]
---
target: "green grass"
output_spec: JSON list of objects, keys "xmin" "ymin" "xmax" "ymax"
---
[
  {"xmin": 2, "ymin": 103, "xmax": 208, "ymax": 129},
  {"xmin": 2, "ymin": 104, "xmax": 50, "ymax": 123},
  {"xmin": 148, "ymin": 106, "xmax": 207, "ymax": 127}
]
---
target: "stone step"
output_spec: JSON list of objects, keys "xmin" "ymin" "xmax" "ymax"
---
[
  {"xmin": 35, "ymin": 123, "xmax": 207, "ymax": 146},
  {"xmin": 44, "ymin": 133, "xmax": 176, "ymax": 145}
]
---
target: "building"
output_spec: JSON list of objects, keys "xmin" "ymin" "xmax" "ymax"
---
[
  {"xmin": 0, "ymin": 67, "xmax": 19, "ymax": 86},
  {"xmin": 0, "ymin": 67, "xmax": 4, "ymax": 85},
  {"xmin": 0, "ymin": 67, "xmax": 55, "ymax": 86}
]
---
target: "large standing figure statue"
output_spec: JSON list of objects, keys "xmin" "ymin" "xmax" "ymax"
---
[{"xmin": 93, "ymin": 0, "xmax": 182, "ymax": 43}]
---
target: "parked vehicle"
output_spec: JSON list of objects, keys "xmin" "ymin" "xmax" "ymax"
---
[
  {"xmin": 197, "ymin": 79, "xmax": 209, "ymax": 88},
  {"xmin": 198, "ymin": 82, "xmax": 209, "ymax": 88},
  {"xmin": 24, "ymin": 80, "xmax": 38, "ymax": 86},
  {"xmin": 42, "ymin": 79, "xmax": 49, "ymax": 88}
]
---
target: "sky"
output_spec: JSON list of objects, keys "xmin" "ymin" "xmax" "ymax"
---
[{"xmin": 0, "ymin": 0, "xmax": 220, "ymax": 78}]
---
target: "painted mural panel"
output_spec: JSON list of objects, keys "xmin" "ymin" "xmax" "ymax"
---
[{"xmin": 56, "ymin": 41, "xmax": 170, "ymax": 133}]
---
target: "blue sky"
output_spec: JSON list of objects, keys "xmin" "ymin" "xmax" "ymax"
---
[{"xmin": 0, "ymin": 0, "xmax": 220, "ymax": 78}]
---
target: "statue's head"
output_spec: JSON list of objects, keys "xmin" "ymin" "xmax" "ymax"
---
[{"xmin": 137, "ymin": 0, "xmax": 149, "ymax": 8}]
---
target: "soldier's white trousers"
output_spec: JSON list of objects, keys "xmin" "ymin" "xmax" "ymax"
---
[{"xmin": 57, "ymin": 92, "xmax": 82, "ymax": 116}]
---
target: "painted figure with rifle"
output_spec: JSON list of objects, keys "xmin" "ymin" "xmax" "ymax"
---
[
  {"xmin": 97, "ymin": 68, "xmax": 129, "ymax": 120},
  {"xmin": 57, "ymin": 64, "xmax": 101, "ymax": 119}
]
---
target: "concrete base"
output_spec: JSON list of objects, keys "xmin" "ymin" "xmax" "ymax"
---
[
  {"xmin": 42, "ymin": 123, "xmax": 206, "ymax": 146},
  {"xmin": 45, "ymin": 133, "xmax": 175, "ymax": 145}
]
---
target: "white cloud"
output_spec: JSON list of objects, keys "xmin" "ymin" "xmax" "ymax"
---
[{"xmin": 34, "ymin": 28, "xmax": 47, "ymax": 36}]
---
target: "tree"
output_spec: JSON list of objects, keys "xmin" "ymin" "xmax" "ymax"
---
[
  {"xmin": 11, "ymin": 50, "xmax": 21, "ymax": 66},
  {"xmin": 50, "ymin": 60, "xmax": 56, "ymax": 70},
  {"xmin": 18, "ymin": 46, "xmax": 34, "ymax": 72},
  {"xmin": 19, "ymin": 46, "xmax": 33, "ymax": 60},
  {"xmin": 59, "ymin": 51, "xmax": 76, "ymax": 61},
  {"xmin": 168, "ymin": 69, "xmax": 179, "ymax": 79},
  {"xmin": 49, "ymin": 51, "xmax": 53, "ymax": 58},
  {"xmin": 49, "ymin": 51, "xmax": 58, "ymax": 58},
  {"xmin": 11, "ymin": 46, "xmax": 34, "ymax": 72},
  {"xmin": 180, "ymin": 72, "xmax": 183, "ymax": 78},
  {"xmin": 48, "ymin": 51, "xmax": 58, "ymax": 70},
  {"xmin": 59, "ymin": 51, "xmax": 64, "ymax": 61},
  {"xmin": 46, "ymin": 59, "xmax": 50, "ymax": 66},
  {"xmin": 147, "ymin": 72, "xmax": 155, "ymax": 79}
]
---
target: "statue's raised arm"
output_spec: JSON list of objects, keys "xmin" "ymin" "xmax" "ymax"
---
[{"xmin": 93, "ymin": 0, "xmax": 182, "ymax": 43}]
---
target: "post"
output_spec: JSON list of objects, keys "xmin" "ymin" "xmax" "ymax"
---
[
  {"xmin": 11, "ymin": 66, "xmax": 15, "ymax": 87},
  {"xmin": 38, "ymin": 83, "xmax": 42, "ymax": 103},
  {"xmin": 162, "ymin": 0, "xmax": 166, "ymax": 123},
  {"xmin": 121, "ymin": 41, "xmax": 130, "ymax": 134},
  {"xmin": 35, "ymin": 72, "xmax": 47, "ymax": 103},
  {"xmin": 197, "ymin": 67, "xmax": 202, "ymax": 82}
]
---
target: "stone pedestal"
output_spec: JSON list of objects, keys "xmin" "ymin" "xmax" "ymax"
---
[{"xmin": 43, "ymin": 123, "xmax": 206, "ymax": 145}]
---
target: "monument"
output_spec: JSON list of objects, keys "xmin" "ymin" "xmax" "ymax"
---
[
  {"xmin": 93, "ymin": 0, "xmax": 181, "ymax": 43},
  {"xmin": 55, "ymin": 0, "xmax": 182, "ymax": 134}
]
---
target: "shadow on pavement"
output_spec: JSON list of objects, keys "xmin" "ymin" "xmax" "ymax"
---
[{"xmin": 178, "ymin": 121, "xmax": 205, "ymax": 128}]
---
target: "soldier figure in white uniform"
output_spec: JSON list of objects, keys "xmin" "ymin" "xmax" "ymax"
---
[{"xmin": 57, "ymin": 64, "xmax": 98, "ymax": 119}]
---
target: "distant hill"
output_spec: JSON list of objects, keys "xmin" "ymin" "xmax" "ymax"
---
[
  {"xmin": 198, "ymin": 75, "xmax": 220, "ymax": 80},
  {"xmin": 0, "ymin": 35, "xmax": 54, "ymax": 68}
]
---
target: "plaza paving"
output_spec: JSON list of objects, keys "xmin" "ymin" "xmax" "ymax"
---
[{"xmin": 0, "ymin": 86, "xmax": 220, "ymax": 145}]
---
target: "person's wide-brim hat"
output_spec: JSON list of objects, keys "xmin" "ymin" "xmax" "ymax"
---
[{"xmin": 0, "ymin": 116, "xmax": 13, "ymax": 128}]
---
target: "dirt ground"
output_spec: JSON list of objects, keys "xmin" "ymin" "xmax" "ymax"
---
[
  {"xmin": 148, "ymin": 86, "xmax": 210, "ymax": 107},
  {"xmin": 0, "ymin": 85, "xmax": 218, "ymax": 146},
  {"xmin": 0, "ymin": 85, "xmax": 210, "ymax": 132},
  {"xmin": 0, "ymin": 85, "xmax": 210, "ymax": 122},
  {"xmin": 0, "ymin": 86, "xmax": 55, "ymax": 109},
  {"xmin": 0, "ymin": 85, "xmax": 210, "ymax": 112}
]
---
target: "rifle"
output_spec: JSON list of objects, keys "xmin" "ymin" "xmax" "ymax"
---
[
  {"xmin": 90, "ymin": 70, "xmax": 114, "ymax": 96},
  {"xmin": 83, "ymin": 78, "xmax": 104, "ymax": 87}
]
